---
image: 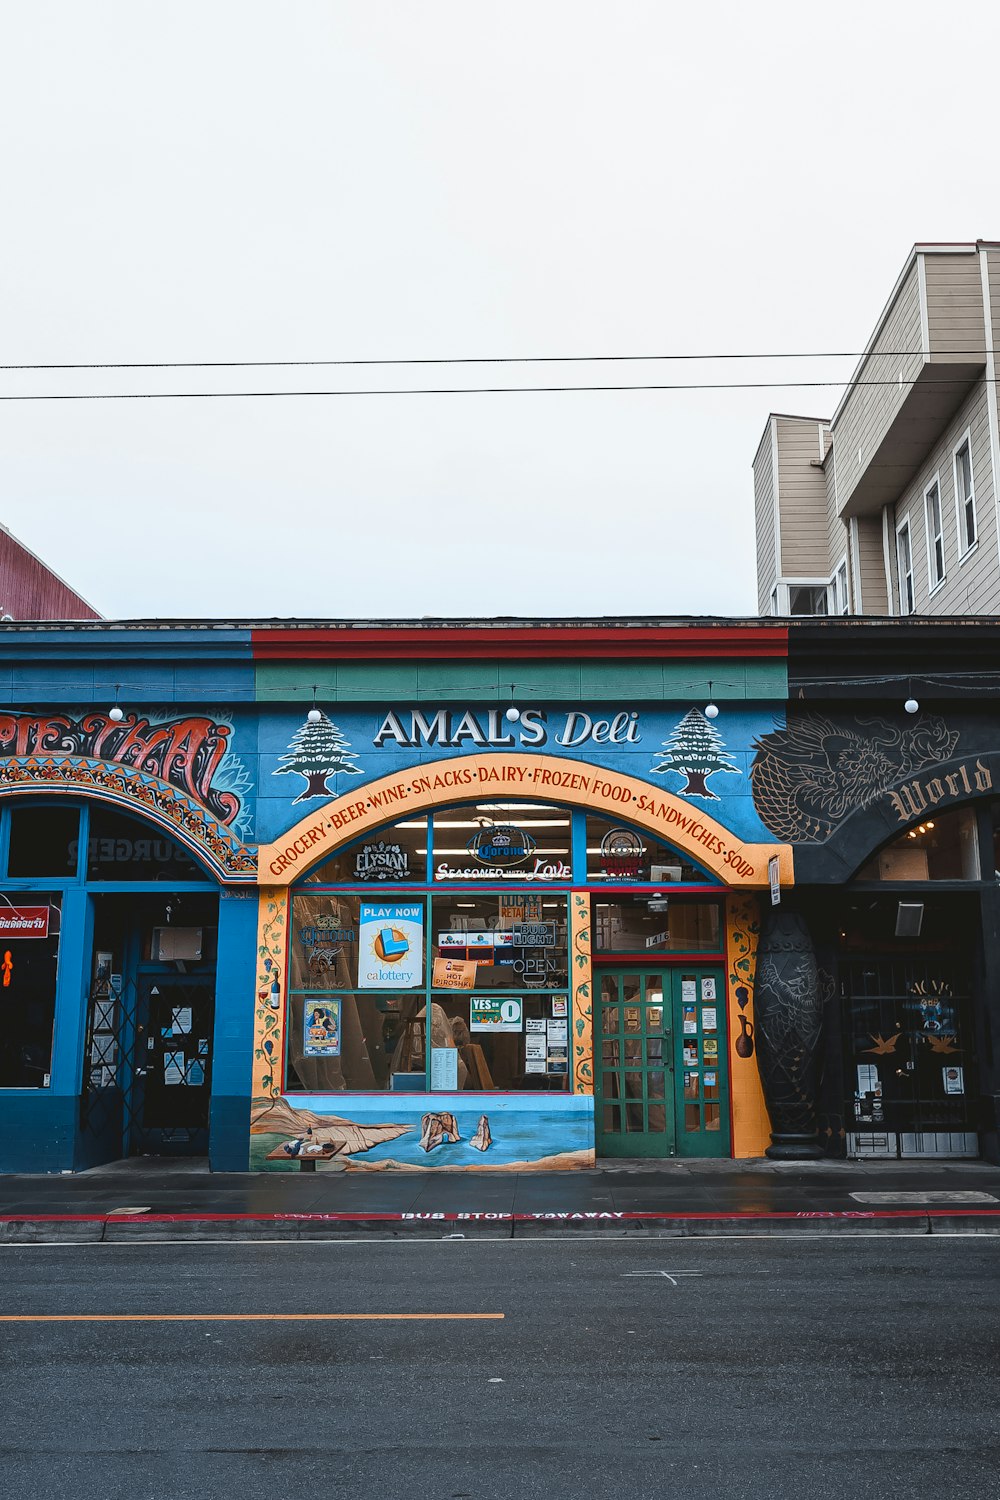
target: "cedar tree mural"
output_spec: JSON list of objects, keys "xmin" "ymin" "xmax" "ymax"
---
[
  {"xmin": 652, "ymin": 707, "xmax": 739, "ymax": 800},
  {"xmin": 274, "ymin": 712, "xmax": 362, "ymax": 802}
]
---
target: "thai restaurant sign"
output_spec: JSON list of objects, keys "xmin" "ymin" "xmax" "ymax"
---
[{"xmin": 0, "ymin": 906, "xmax": 50, "ymax": 939}]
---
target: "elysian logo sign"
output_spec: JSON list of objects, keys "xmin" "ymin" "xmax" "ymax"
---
[{"xmin": 887, "ymin": 758, "xmax": 992, "ymax": 823}]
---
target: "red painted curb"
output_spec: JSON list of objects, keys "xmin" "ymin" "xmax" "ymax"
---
[{"xmin": 2, "ymin": 1207, "xmax": 1000, "ymax": 1225}]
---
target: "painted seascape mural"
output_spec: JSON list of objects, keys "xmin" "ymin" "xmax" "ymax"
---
[{"xmin": 250, "ymin": 1094, "xmax": 594, "ymax": 1173}]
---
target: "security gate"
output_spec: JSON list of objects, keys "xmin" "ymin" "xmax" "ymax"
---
[
  {"xmin": 82, "ymin": 971, "xmax": 214, "ymax": 1156},
  {"xmin": 842, "ymin": 956, "xmax": 977, "ymax": 1158}
]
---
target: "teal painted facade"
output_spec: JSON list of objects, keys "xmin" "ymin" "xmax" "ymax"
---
[{"xmin": 0, "ymin": 619, "xmax": 795, "ymax": 1172}]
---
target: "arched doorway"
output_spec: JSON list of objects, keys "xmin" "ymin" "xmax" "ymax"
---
[
  {"xmin": 806, "ymin": 802, "xmax": 989, "ymax": 1159},
  {"xmin": 0, "ymin": 796, "xmax": 227, "ymax": 1169}
]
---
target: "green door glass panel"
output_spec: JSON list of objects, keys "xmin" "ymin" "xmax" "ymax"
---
[
  {"xmin": 594, "ymin": 967, "xmax": 729, "ymax": 1159},
  {"xmin": 594, "ymin": 971, "xmax": 673, "ymax": 1158}
]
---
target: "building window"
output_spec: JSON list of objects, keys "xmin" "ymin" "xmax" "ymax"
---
[
  {"xmin": 285, "ymin": 890, "xmax": 571, "ymax": 1092},
  {"xmin": 896, "ymin": 520, "xmax": 914, "ymax": 614},
  {"xmin": 593, "ymin": 898, "xmax": 722, "ymax": 954},
  {"xmin": 6, "ymin": 806, "xmax": 80, "ymax": 879},
  {"xmin": 954, "ymin": 436, "xmax": 976, "ymax": 554},
  {"xmin": 0, "ymin": 893, "xmax": 61, "ymax": 1087},
  {"xmin": 788, "ymin": 585, "xmax": 828, "ymax": 617},
  {"xmin": 854, "ymin": 806, "xmax": 981, "ymax": 882},
  {"xmin": 924, "ymin": 478, "xmax": 945, "ymax": 590},
  {"xmin": 830, "ymin": 560, "xmax": 849, "ymax": 615}
]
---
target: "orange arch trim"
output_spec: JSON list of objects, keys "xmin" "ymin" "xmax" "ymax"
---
[{"xmin": 257, "ymin": 752, "xmax": 793, "ymax": 888}]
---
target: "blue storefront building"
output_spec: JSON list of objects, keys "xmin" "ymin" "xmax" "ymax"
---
[{"xmin": 3, "ymin": 617, "xmax": 998, "ymax": 1171}]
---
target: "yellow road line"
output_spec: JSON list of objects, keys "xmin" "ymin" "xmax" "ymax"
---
[{"xmin": 0, "ymin": 1312, "xmax": 503, "ymax": 1323}]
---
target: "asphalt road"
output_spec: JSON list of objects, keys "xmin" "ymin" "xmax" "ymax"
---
[{"xmin": 1, "ymin": 1235, "xmax": 998, "ymax": 1500}]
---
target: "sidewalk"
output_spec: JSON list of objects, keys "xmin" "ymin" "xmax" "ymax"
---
[{"xmin": 4, "ymin": 1157, "xmax": 1000, "ymax": 1240}]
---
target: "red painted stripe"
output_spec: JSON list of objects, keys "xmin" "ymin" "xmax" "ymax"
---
[
  {"xmin": 1, "ymin": 1207, "xmax": 997, "ymax": 1225},
  {"xmin": 250, "ymin": 626, "xmax": 789, "ymax": 663}
]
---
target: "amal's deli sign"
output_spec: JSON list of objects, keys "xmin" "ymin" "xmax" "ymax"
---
[{"xmin": 0, "ymin": 906, "xmax": 50, "ymax": 939}]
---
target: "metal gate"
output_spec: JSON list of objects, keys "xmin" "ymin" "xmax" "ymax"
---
[
  {"xmin": 81, "ymin": 970, "xmax": 214, "ymax": 1156},
  {"xmin": 842, "ymin": 956, "xmax": 977, "ymax": 1158}
]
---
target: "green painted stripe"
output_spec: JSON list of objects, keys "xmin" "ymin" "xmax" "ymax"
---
[{"xmin": 255, "ymin": 659, "xmax": 787, "ymax": 703}]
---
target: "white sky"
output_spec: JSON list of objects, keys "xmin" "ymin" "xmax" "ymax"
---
[{"xmin": 2, "ymin": 2, "xmax": 998, "ymax": 621}]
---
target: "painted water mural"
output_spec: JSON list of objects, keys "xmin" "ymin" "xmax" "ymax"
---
[{"xmin": 250, "ymin": 1094, "xmax": 593, "ymax": 1172}]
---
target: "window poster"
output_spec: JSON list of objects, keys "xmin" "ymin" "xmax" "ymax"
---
[
  {"xmin": 551, "ymin": 996, "xmax": 568, "ymax": 1018},
  {"xmin": 943, "ymin": 1066, "xmax": 965, "ymax": 1096},
  {"xmin": 471, "ymin": 996, "xmax": 523, "ymax": 1032},
  {"xmin": 358, "ymin": 902, "xmax": 423, "ymax": 989},
  {"xmin": 432, "ymin": 957, "xmax": 478, "ymax": 990},
  {"xmin": 430, "ymin": 1046, "xmax": 459, "ymax": 1091},
  {"xmin": 701, "ymin": 977, "xmax": 717, "ymax": 1001},
  {"xmin": 304, "ymin": 1000, "xmax": 342, "ymax": 1058}
]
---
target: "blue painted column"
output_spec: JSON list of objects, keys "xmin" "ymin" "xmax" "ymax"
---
[{"xmin": 210, "ymin": 890, "xmax": 259, "ymax": 1171}]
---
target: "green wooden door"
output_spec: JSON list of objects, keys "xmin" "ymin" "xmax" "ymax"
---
[
  {"xmin": 594, "ymin": 967, "xmax": 729, "ymax": 1158},
  {"xmin": 595, "ymin": 971, "xmax": 673, "ymax": 1158},
  {"xmin": 670, "ymin": 968, "xmax": 729, "ymax": 1158}
]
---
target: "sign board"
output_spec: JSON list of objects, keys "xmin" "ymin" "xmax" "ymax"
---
[
  {"xmin": 768, "ymin": 854, "xmax": 781, "ymax": 907},
  {"xmin": 470, "ymin": 996, "xmax": 523, "ymax": 1032},
  {"xmin": 0, "ymin": 906, "xmax": 50, "ymax": 940},
  {"xmin": 357, "ymin": 902, "xmax": 423, "ymax": 989},
  {"xmin": 511, "ymin": 923, "xmax": 556, "ymax": 947},
  {"xmin": 431, "ymin": 957, "xmax": 478, "ymax": 990},
  {"xmin": 304, "ymin": 1000, "xmax": 341, "ymax": 1057}
]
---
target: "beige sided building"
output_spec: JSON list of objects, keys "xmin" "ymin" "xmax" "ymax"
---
[{"xmin": 754, "ymin": 241, "xmax": 1000, "ymax": 617}]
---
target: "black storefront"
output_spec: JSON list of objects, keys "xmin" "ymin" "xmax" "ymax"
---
[{"xmin": 757, "ymin": 619, "xmax": 1000, "ymax": 1162}]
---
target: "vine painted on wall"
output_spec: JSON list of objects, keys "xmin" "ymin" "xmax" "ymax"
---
[
  {"xmin": 251, "ymin": 887, "xmax": 289, "ymax": 1107},
  {"xmin": 725, "ymin": 892, "xmax": 771, "ymax": 1158},
  {"xmin": 571, "ymin": 892, "xmax": 594, "ymax": 1097},
  {"xmin": 0, "ymin": 709, "xmax": 251, "ymax": 831},
  {"xmin": 0, "ymin": 756, "xmax": 256, "ymax": 880}
]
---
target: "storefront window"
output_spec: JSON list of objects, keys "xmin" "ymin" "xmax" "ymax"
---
[
  {"xmin": 286, "ymin": 888, "xmax": 570, "ymax": 1092},
  {"xmin": 290, "ymin": 893, "xmax": 425, "ymax": 992},
  {"xmin": 430, "ymin": 992, "xmax": 569, "ymax": 1092},
  {"xmin": 0, "ymin": 893, "xmax": 61, "ymax": 1087},
  {"xmin": 855, "ymin": 806, "xmax": 981, "ymax": 882},
  {"xmin": 432, "ymin": 803, "xmax": 571, "ymax": 883},
  {"xmin": 286, "ymin": 991, "xmax": 420, "ymax": 1093},
  {"xmin": 432, "ymin": 893, "xmax": 568, "ymax": 989},
  {"xmin": 585, "ymin": 816, "xmax": 714, "ymax": 884},
  {"xmin": 85, "ymin": 806, "xmax": 203, "ymax": 881},
  {"xmin": 594, "ymin": 897, "xmax": 722, "ymax": 954},
  {"xmin": 7, "ymin": 806, "xmax": 79, "ymax": 879},
  {"xmin": 303, "ymin": 819, "xmax": 428, "ymax": 884}
]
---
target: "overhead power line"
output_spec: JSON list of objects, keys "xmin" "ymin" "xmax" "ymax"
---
[
  {"xmin": 0, "ymin": 349, "xmax": 996, "ymax": 372},
  {"xmin": 0, "ymin": 376, "xmax": 998, "ymax": 401}
]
